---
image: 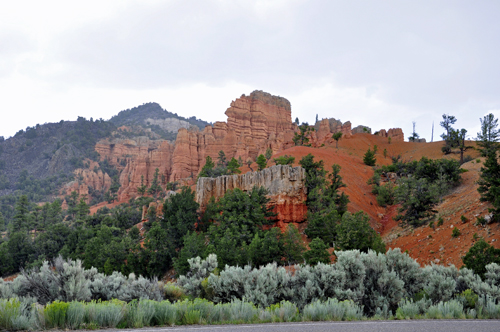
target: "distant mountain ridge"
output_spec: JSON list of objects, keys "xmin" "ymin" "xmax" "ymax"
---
[{"xmin": 109, "ymin": 102, "xmax": 210, "ymax": 140}]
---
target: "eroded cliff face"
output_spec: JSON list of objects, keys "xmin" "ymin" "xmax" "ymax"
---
[
  {"xmin": 196, "ymin": 165, "xmax": 307, "ymax": 226},
  {"xmin": 376, "ymin": 128, "xmax": 405, "ymax": 142},
  {"xmin": 95, "ymin": 91, "xmax": 298, "ymax": 201},
  {"xmin": 60, "ymin": 160, "xmax": 112, "ymax": 203},
  {"xmin": 170, "ymin": 91, "xmax": 297, "ymax": 180},
  {"xmin": 94, "ymin": 137, "xmax": 174, "ymax": 201}
]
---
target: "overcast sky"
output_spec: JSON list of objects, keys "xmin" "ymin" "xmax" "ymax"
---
[{"xmin": 1, "ymin": 0, "xmax": 499, "ymax": 141}]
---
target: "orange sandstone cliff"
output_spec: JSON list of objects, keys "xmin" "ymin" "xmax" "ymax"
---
[{"xmin": 96, "ymin": 91, "xmax": 297, "ymax": 201}]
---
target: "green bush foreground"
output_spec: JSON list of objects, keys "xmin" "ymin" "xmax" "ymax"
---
[{"xmin": 2, "ymin": 295, "xmax": 500, "ymax": 330}]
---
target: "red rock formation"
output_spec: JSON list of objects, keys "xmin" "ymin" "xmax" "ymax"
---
[
  {"xmin": 94, "ymin": 91, "xmax": 298, "ymax": 202},
  {"xmin": 60, "ymin": 160, "xmax": 112, "ymax": 203},
  {"xmin": 170, "ymin": 91, "xmax": 296, "ymax": 180},
  {"xmin": 196, "ymin": 165, "xmax": 307, "ymax": 226},
  {"xmin": 377, "ymin": 128, "xmax": 405, "ymax": 142},
  {"xmin": 311, "ymin": 118, "xmax": 352, "ymax": 146}
]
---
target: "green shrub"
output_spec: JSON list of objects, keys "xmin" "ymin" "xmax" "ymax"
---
[
  {"xmin": 376, "ymin": 183, "xmax": 395, "ymax": 207},
  {"xmin": 452, "ymin": 227, "xmax": 461, "ymax": 238},
  {"xmin": 437, "ymin": 217, "xmax": 444, "ymax": 226},
  {"xmin": 163, "ymin": 282, "xmax": 186, "ymax": 302},
  {"xmin": 266, "ymin": 301, "xmax": 298, "ymax": 322},
  {"xmin": 126, "ymin": 299, "xmax": 155, "ymax": 328},
  {"xmin": 458, "ymin": 289, "xmax": 478, "ymax": 310},
  {"xmin": 363, "ymin": 148, "xmax": 376, "ymax": 166},
  {"xmin": 426, "ymin": 300, "xmax": 465, "ymax": 319},
  {"xmin": 395, "ymin": 298, "xmax": 430, "ymax": 319},
  {"xmin": 461, "ymin": 215, "xmax": 468, "ymax": 223},
  {"xmin": 153, "ymin": 300, "xmax": 177, "ymax": 326},
  {"xmin": 303, "ymin": 299, "xmax": 363, "ymax": 321},
  {"xmin": 44, "ymin": 300, "xmax": 70, "ymax": 329},
  {"xmin": 67, "ymin": 301, "xmax": 85, "ymax": 329},
  {"xmin": 0, "ymin": 298, "xmax": 22, "ymax": 330}
]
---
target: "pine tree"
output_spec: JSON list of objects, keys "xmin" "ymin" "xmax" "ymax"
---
[
  {"xmin": 477, "ymin": 149, "xmax": 500, "ymax": 219},
  {"xmin": 137, "ymin": 175, "xmax": 147, "ymax": 196},
  {"xmin": 227, "ymin": 157, "xmax": 241, "ymax": 174},
  {"xmin": 303, "ymin": 238, "xmax": 330, "ymax": 265},
  {"xmin": 265, "ymin": 148, "xmax": 273, "ymax": 161},
  {"xmin": 199, "ymin": 156, "xmax": 215, "ymax": 178},
  {"xmin": 282, "ymin": 224, "xmax": 305, "ymax": 265},
  {"xmin": 363, "ymin": 148, "xmax": 376, "ymax": 166},
  {"xmin": 477, "ymin": 113, "xmax": 500, "ymax": 156},
  {"xmin": 256, "ymin": 154, "xmax": 267, "ymax": 171},
  {"xmin": 148, "ymin": 168, "xmax": 162, "ymax": 197},
  {"xmin": 12, "ymin": 195, "xmax": 30, "ymax": 232},
  {"xmin": 0, "ymin": 211, "xmax": 5, "ymax": 231},
  {"xmin": 440, "ymin": 114, "xmax": 458, "ymax": 154},
  {"xmin": 292, "ymin": 124, "xmax": 314, "ymax": 146},
  {"xmin": 332, "ymin": 132, "xmax": 342, "ymax": 148},
  {"xmin": 217, "ymin": 150, "xmax": 227, "ymax": 167},
  {"xmin": 162, "ymin": 186, "xmax": 199, "ymax": 249}
]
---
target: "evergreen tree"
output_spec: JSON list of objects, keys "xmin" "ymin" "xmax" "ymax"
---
[
  {"xmin": 363, "ymin": 148, "xmax": 376, "ymax": 166},
  {"xmin": 248, "ymin": 228, "xmax": 283, "ymax": 267},
  {"xmin": 335, "ymin": 211, "xmax": 386, "ymax": 253},
  {"xmin": 293, "ymin": 124, "xmax": 314, "ymax": 146},
  {"xmin": 199, "ymin": 156, "xmax": 215, "ymax": 178},
  {"xmin": 332, "ymin": 132, "xmax": 342, "ymax": 148},
  {"xmin": 66, "ymin": 191, "xmax": 79, "ymax": 218},
  {"xmin": 0, "ymin": 211, "xmax": 5, "ymax": 231},
  {"xmin": 7, "ymin": 231, "xmax": 34, "ymax": 272},
  {"xmin": 477, "ymin": 113, "xmax": 500, "ymax": 156},
  {"xmin": 281, "ymin": 224, "xmax": 305, "ymax": 265},
  {"xmin": 174, "ymin": 232, "xmax": 207, "ymax": 276},
  {"xmin": 295, "ymin": 117, "xmax": 300, "ymax": 125},
  {"xmin": 137, "ymin": 175, "xmax": 147, "ymax": 196},
  {"xmin": 217, "ymin": 150, "xmax": 227, "ymax": 167},
  {"xmin": 477, "ymin": 149, "xmax": 500, "ymax": 219},
  {"xmin": 246, "ymin": 159, "xmax": 254, "ymax": 172},
  {"xmin": 303, "ymin": 238, "xmax": 330, "ymax": 265},
  {"xmin": 256, "ymin": 154, "xmax": 267, "ymax": 171},
  {"xmin": 299, "ymin": 154, "xmax": 327, "ymax": 198},
  {"xmin": 76, "ymin": 197, "xmax": 90, "ymax": 222},
  {"xmin": 462, "ymin": 238, "xmax": 500, "ymax": 279},
  {"xmin": 12, "ymin": 195, "xmax": 30, "ymax": 232},
  {"xmin": 273, "ymin": 155, "xmax": 295, "ymax": 165},
  {"xmin": 148, "ymin": 168, "xmax": 162, "ymax": 197},
  {"xmin": 265, "ymin": 148, "xmax": 273, "ymax": 161},
  {"xmin": 207, "ymin": 187, "xmax": 275, "ymax": 251},
  {"xmin": 143, "ymin": 222, "xmax": 173, "ymax": 277},
  {"xmin": 162, "ymin": 186, "xmax": 199, "ymax": 249},
  {"xmin": 227, "ymin": 157, "xmax": 241, "ymax": 174},
  {"xmin": 440, "ymin": 114, "xmax": 458, "ymax": 154}
]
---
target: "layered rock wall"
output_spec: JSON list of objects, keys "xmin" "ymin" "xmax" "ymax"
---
[
  {"xmin": 196, "ymin": 165, "xmax": 307, "ymax": 224},
  {"xmin": 376, "ymin": 128, "xmax": 405, "ymax": 142},
  {"xmin": 312, "ymin": 118, "xmax": 352, "ymax": 146},
  {"xmin": 94, "ymin": 91, "xmax": 298, "ymax": 201}
]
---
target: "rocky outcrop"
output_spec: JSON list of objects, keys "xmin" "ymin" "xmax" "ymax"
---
[
  {"xmin": 169, "ymin": 91, "xmax": 297, "ymax": 180},
  {"xmin": 95, "ymin": 137, "xmax": 174, "ymax": 201},
  {"xmin": 311, "ymin": 118, "xmax": 352, "ymax": 146},
  {"xmin": 376, "ymin": 128, "xmax": 405, "ymax": 142},
  {"xmin": 94, "ymin": 91, "xmax": 298, "ymax": 202},
  {"xmin": 145, "ymin": 118, "xmax": 194, "ymax": 132},
  {"xmin": 60, "ymin": 160, "xmax": 112, "ymax": 202},
  {"xmin": 352, "ymin": 125, "xmax": 372, "ymax": 134},
  {"xmin": 196, "ymin": 165, "xmax": 307, "ymax": 225}
]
